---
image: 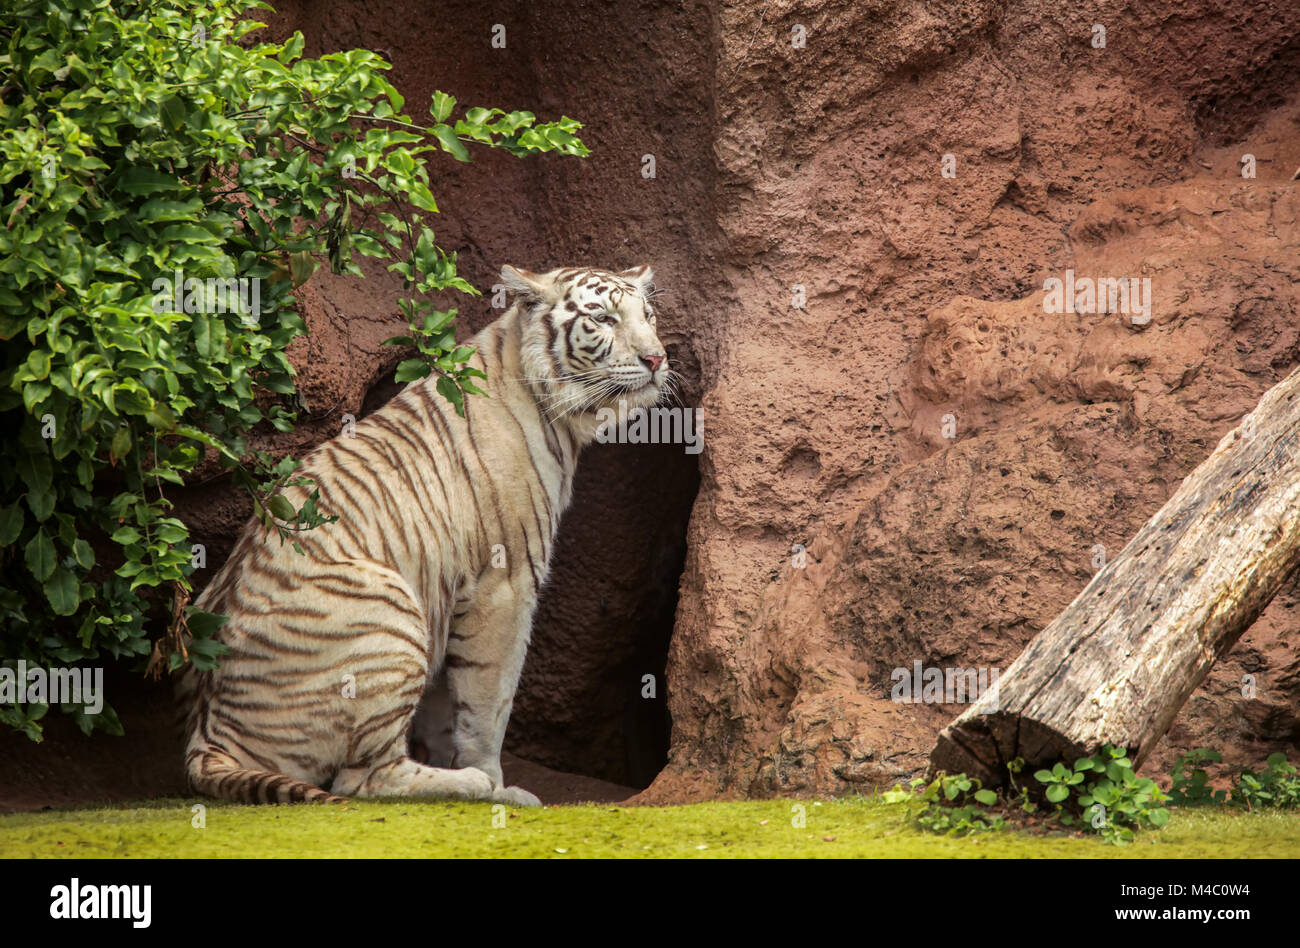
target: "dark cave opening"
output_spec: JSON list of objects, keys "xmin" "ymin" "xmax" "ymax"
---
[{"xmin": 506, "ymin": 436, "xmax": 699, "ymax": 791}]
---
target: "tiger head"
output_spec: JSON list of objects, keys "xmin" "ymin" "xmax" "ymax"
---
[{"xmin": 503, "ymin": 264, "xmax": 670, "ymax": 423}]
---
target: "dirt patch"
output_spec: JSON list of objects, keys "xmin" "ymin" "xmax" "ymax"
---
[{"xmin": 0, "ymin": 673, "xmax": 184, "ymax": 815}]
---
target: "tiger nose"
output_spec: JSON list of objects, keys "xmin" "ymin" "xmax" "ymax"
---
[{"xmin": 641, "ymin": 354, "xmax": 666, "ymax": 373}]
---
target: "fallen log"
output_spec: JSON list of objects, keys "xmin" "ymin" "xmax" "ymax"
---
[{"xmin": 929, "ymin": 366, "xmax": 1300, "ymax": 786}]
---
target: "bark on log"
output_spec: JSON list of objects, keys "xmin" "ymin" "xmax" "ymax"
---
[{"xmin": 929, "ymin": 366, "xmax": 1300, "ymax": 786}]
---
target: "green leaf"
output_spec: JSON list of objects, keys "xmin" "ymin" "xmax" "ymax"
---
[
  {"xmin": 24, "ymin": 529, "xmax": 56, "ymax": 581},
  {"xmin": 289, "ymin": 251, "xmax": 318, "ymax": 287},
  {"xmin": 973, "ymin": 789, "xmax": 997, "ymax": 806},
  {"xmin": 27, "ymin": 350, "xmax": 51, "ymax": 380},
  {"xmin": 43, "ymin": 567, "xmax": 80, "ymax": 616},
  {"xmin": 432, "ymin": 125, "xmax": 470, "ymax": 162},
  {"xmin": 1045, "ymin": 784, "xmax": 1069, "ymax": 803},
  {"xmin": 23, "ymin": 382, "xmax": 52, "ymax": 413},
  {"xmin": 16, "ymin": 452, "xmax": 53, "ymax": 493},
  {"xmin": 267, "ymin": 494, "xmax": 296, "ymax": 521},
  {"xmin": 430, "ymin": 91, "xmax": 456, "ymax": 123},
  {"xmin": 110, "ymin": 425, "xmax": 132, "ymax": 463},
  {"xmin": 408, "ymin": 183, "xmax": 439, "ymax": 213},
  {"xmin": 185, "ymin": 606, "xmax": 229, "ymax": 640},
  {"xmin": 159, "ymin": 95, "xmax": 188, "ymax": 131},
  {"xmin": 278, "ymin": 32, "xmax": 305, "ymax": 63},
  {"xmin": 72, "ymin": 539, "xmax": 95, "ymax": 569},
  {"xmin": 159, "ymin": 224, "xmax": 220, "ymax": 245},
  {"xmin": 144, "ymin": 403, "xmax": 177, "ymax": 430},
  {"xmin": 436, "ymin": 375, "xmax": 465, "ymax": 415},
  {"xmin": 25, "ymin": 487, "xmax": 55, "ymax": 522},
  {"xmin": 138, "ymin": 197, "xmax": 203, "ymax": 222},
  {"xmin": 190, "ymin": 315, "xmax": 212, "ymax": 361},
  {"xmin": 394, "ymin": 359, "xmax": 430, "ymax": 383},
  {"xmin": 0, "ymin": 504, "xmax": 23, "ymax": 545},
  {"xmin": 116, "ymin": 167, "xmax": 184, "ymax": 196},
  {"xmin": 110, "ymin": 526, "xmax": 141, "ymax": 545}
]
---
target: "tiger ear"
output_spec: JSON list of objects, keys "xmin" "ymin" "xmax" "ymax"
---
[
  {"xmin": 500, "ymin": 265, "xmax": 560, "ymax": 303},
  {"xmin": 618, "ymin": 264, "xmax": 655, "ymax": 291}
]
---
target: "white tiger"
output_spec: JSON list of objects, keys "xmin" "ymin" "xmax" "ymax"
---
[{"xmin": 177, "ymin": 264, "xmax": 668, "ymax": 806}]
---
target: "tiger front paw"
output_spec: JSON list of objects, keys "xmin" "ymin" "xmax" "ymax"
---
[
  {"xmin": 492, "ymin": 784, "xmax": 542, "ymax": 807},
  {"xmin": 449, "ymin": 766, "xmax": 496, "ymax": 800}
]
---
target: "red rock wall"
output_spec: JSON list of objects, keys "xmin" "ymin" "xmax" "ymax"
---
[{"xmin": 648, "ymin": 0, "xmax": 1300, "ymax": 800}]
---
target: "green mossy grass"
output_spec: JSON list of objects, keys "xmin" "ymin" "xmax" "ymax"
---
[{"xmin": 3, "ymin": 796, "xmax": 1298, "ymax": 858}]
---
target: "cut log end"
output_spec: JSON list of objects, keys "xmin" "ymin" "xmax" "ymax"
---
[{"xmin": 928, "ymin": 712, "xmax": 1088, "ymax": 788}]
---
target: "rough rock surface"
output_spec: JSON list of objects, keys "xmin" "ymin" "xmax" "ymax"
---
[{"xmin": 649, "ymin": 0, "xmax": 1300, "ymax": 800}]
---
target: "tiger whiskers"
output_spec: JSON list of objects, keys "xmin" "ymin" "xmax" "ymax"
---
[
  {"xmin": 539, "ymin": 378, "xmax": 624, "ymax": 425},
  {"xmin": 656, "ymin": 369, "xmax": 683, "ymax": 406},
  {"xmin": 554, "ymin": 382, "xmax": 619, "ymax": 420}
]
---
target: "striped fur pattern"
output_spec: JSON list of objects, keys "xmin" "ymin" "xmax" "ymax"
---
[{"xmin": 177, "ymin": 264, "xmax": 668, "ymax": 805}]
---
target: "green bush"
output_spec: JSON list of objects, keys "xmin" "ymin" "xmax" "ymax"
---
[
  {"xmin": 890, "ymin": 746, "xmax": 1300, "ymax": 846},
  {"xmin": 0, "ymin": 0, "xmax": 587, "ymax": 738},
  {"xmin": 881, "ymin": 773, "xmax": 1004, "ymax": 835}
]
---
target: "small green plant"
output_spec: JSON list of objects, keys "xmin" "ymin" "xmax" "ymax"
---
[
  {"xmin": 1032, "ymin": 760, "xmax": 1086, "ymax": 804},
  {"xmin": 1054, "ymin": 746, "xmax": 1169, "ymax": 846},
  {"xmin": 886, "ymin": 747, "xmax": 1298, "ymax": 847},
  {"xmin": 896, "ymin": 746, "xmax": 1172, "ymax": 846},
  {"xmin": 1005, "ymin": 756, "xmax": 1039, "ymax": 814},
  {"xmin": 1232, "ymin": 753, "xmax": 1300, "ymax": 811},
  {"xmin": 1165, "ymin": 748, "xmax": 1300, "ymax": 811},
  {"xmin": 1168, "ymin": 748, "xmax": 1226, "ymax": 805},
  {"xmin": 883, "ymin": 773, "xmax": 1003, "ymax": 836}
]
